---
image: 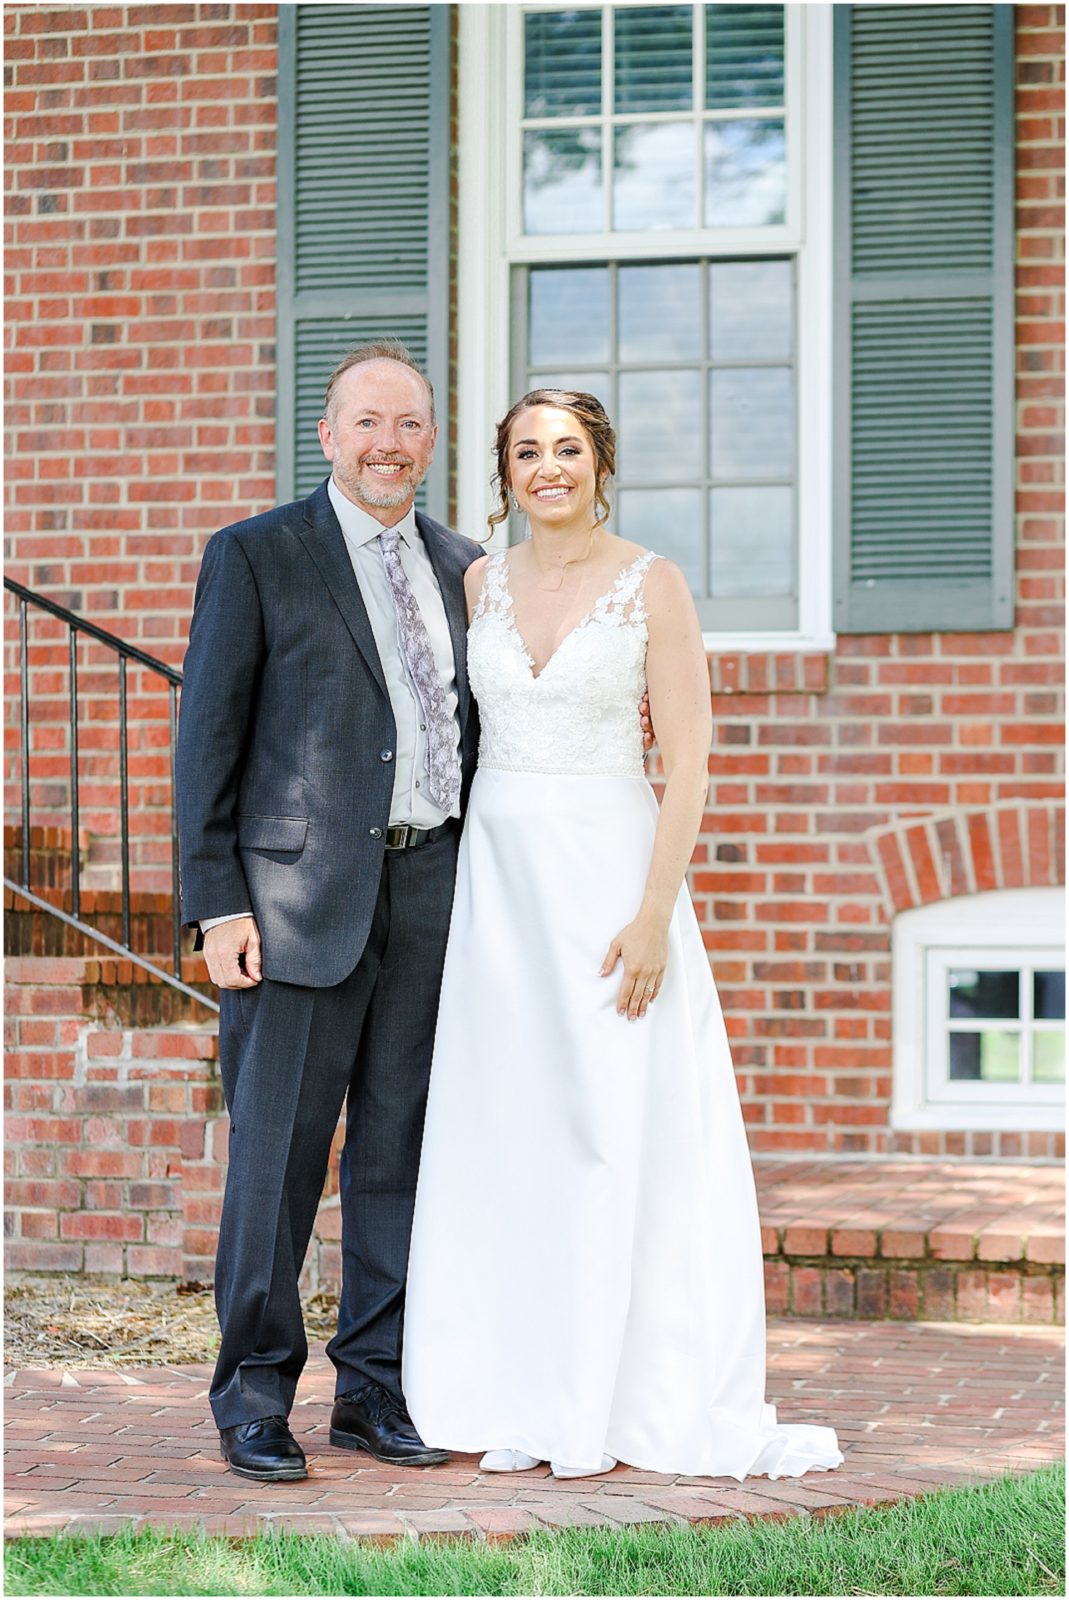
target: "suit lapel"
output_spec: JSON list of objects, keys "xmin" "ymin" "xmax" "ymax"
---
[
  {"xmin": 417, "ymin": 512, "xmax": 472, "ymax": 728},
  {"xmin": 296, "ymin": 482, "xmax": 389, "ymax": 701}
]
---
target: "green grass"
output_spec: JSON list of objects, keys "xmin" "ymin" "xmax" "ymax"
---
[{"xmin": 5, "ymin": 1464, "xmax": 1064, "ymax": 1597}]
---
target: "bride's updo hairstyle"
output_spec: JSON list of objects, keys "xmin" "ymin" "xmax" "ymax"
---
[{"xmin": 488, "ymin": 389, "xmax": 617, "ymax": 535}]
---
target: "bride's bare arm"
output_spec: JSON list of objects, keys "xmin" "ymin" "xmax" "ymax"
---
[
  {"xmin": 600, "ymin": 559, "xmax": 711, "ymax": 1020},
  {"xmin": 464, "ymin": 555, "xmax": 490, "ymax": 624}
]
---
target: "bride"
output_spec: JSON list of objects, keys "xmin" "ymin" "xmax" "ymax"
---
[{"xmin": 402, "ymin": 389, "xmax": 842, "ymax": 1482}]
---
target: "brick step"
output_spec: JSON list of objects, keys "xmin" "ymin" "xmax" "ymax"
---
[
  {"xmin": 5, "ymin": 948, "xmax": 215, "ymax": 1029},
  {"xmin": 5, "ymin": 824, "xmax": 85, "ymax": 893},
  {"xmin": 5, "ymin": 886, "xmax": 189, "ymax": 963},
  {"xmin": 4, "ymin": 823, "xmax": 175, "ymax": 900},
  {"xmin": 757, "ymin": 1159, "xmax": 1064, "ymax": 1325}
]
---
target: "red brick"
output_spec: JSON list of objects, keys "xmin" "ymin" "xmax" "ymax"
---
[
  {"xmin": 881, "ymin": 1230, "xmax": 927, "ymax": 1259},
  {"xmin": 924, "ymin": 1267, "xmax": 957, "ymax": 1320},
  {"xmin": 888, "ymin": 1270, "xmax": 920, "ymax": 1319},
  {"xmin": 1025, "ymin": 1231, "xmax": 1065, "ymax": 1264},
  {"xmin": 956, "ymin": 1270, "xmax": 989, "ymax": 1320},
  {"xmin": 59, "ymin": 1211, "xmax": 142, "ymax": 1241},
  {"xmin": 763, "ymin": 1259, "xmax": 789, "ymax": 1313},
  {"xmin": 930, "ymin": 1228, "xmax": 977, "ymax": 1262},
  {"xmin": 824, "ymin": 1268, "xmax": 855, "ymax": 1316},
  {"xmin": 790, "ymin": 1267, "xmax": 823, "ymax": 1316},
  {"xmin": 1020, "ymin": 1276, "xmax": 1056, "ymax": 1322},
  {"xmin": 831, "ymin": 1228, "xmax": 878, "ymax": 1256}
]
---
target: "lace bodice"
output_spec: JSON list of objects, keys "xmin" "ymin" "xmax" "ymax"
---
[{"xmin": 469, "ymin": 549, "xmax": 658, "ymax": 777}]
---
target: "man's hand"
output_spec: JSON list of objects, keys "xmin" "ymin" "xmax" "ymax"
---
[
  {"xmin": 639, "ymin": 689, "xmax": 656, "ymax": 755},
  {"xmin": 203, "ymin": 916, "xmax": 263, "ymax": 989}
]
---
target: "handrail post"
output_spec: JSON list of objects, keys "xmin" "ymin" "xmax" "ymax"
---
[
  {"xmin": 169, "ymin": 683, "xmax": 181, "ymax": 977},
  {"xmin": 19, "ymin": 598, "xmax": 30, "ymax": 888},
  {"xmin": 69, "ymin": 625, "xmax": 81, "ymax": 922},
  {"xmin": 118, "ymin": 654, "xmax": 130, "ymax": 950}
]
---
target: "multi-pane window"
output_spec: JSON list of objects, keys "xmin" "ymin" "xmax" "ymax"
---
[
  {"xmin": 892, "ymin": 891, "xmax": 1066, "ymax": 1133},
  {"xmin": 522, "ymin": 5, "xmax": 787, "ymax": 235},
  {"xmin": 936, "ymin": 958, "xmax": 1066, "ymax": 1097},
  {"xmin": 511, "ymin": 3, "xmax": 796, "ymax": 633},
  {"xmin": 521, "ymin": 257, "xmax": 795, "ymax": 628}
]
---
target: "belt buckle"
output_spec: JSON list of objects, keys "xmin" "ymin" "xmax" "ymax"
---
[{"xmin": 389, "ymin": 823, "xmax": 411, "ymax": 849}]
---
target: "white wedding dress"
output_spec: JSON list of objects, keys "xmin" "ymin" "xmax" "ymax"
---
[{"xmin": 402, "ymin": 550, "xmax": 843, "ymax": 1479}]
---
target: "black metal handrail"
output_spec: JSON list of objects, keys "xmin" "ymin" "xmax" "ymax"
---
[{"xmin": 4, "ymin": 577, "xmax": 218, "ymax": 1014}]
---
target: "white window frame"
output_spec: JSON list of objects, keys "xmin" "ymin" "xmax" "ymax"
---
[
  {"xmin": 892, "ymin": 887, "xmax": 1066, "ymax": 1133},
  {"xmin": 457, "ymin": 1, "xmax": 834, "ymax": 652}
]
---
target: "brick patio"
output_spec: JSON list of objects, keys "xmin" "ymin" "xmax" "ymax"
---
[{"xmin": 5, "ymin": 1319, "xmax": 1063, "ymax": 1541}]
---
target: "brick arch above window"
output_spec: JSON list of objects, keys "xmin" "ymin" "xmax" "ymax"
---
[{"xmin": 870, "ymin": 802, "xmax": 1065, "ymax": 920}]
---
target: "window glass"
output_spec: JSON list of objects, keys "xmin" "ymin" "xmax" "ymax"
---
[
  {"xmin": 619, "ymin": 369, "xmax": 703, "ymax": 482},
  {"xmin": 525, "ymin": 9, "xmax": 603, "ymax": 116},
  {"xmin": 948, "ymin": 970, "xmax": 1020, "ymax": 1020},
  {"xmin": 619, "ymin": 264, "xmax": 702, "ymax": 361},
  {"xmin": 705, "ymin": 4, "xmax": 785, "ymax": 110},
  {"xmin": 613, "ymin": 123, "xmax": 696, "ymax": 231},
  {"xmin": 948, "ymin": 1032, "xmax": 1021, "ymax": 1082},
  {"xmin": 529, "ymin": 268, "xmax": 610, "ymax": 365},
  {"xmin": 524, "ymin": 129, "xmax": 603, "ymax": 235},
  {"xmin": 615, "ymin": 6, "xmax": 693, "ymax": 113},
  {"xmin": 709, "ymin": 485, "xmax": 792, "ymax": 597},
  {"xmin": 710, "ymin": 259, "xmax": 791, "ymax": 361},
  {"xmin": 710, "ymin": 368, "xmax": 793, "ymax": 479},
  {"xmin": 705, "ymin": 119, "xmax": 786, "ymax": 226},
  {"xmin": 1034, "ymin": 1031, "xmax": 1066, "ymax": 1083},
  {"xmin": 1034, "ymin": 970, "xmax": 1065, "ymax": 1020}
]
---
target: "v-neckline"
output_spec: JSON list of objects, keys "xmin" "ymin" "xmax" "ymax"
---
[{"xmin": 499, "ymin": 550, "xmax": 650, "ymax": 682}]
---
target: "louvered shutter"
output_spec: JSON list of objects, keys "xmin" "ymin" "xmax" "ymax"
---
[
  {"xmin": 833, "ymin": 5, "xmax": 1014, "ymax": 633},
  {"xmin": 276, "ymin": 5, "xmax": 450, "ymax": 513}
]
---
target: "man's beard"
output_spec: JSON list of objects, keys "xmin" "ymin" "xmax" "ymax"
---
[{"xmin": 338, "ymin": 457, "xmax": 427, "ymax": 511}]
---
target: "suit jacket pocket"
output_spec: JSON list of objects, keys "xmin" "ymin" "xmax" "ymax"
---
[{"xmin": 236, "ymin": 814, "xmax": 309, "ymax": 853}]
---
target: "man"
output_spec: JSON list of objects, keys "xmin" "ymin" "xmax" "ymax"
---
[{"xmin": 176, "ymin": 342, "xmax": 481, "ymax": 1481}]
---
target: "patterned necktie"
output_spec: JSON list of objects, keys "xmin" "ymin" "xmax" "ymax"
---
[{"xmin": 378, "ymin": 528, "xmax": 462, "ymax": 813}]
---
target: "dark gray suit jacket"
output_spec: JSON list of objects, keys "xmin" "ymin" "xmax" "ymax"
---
[{"xmin": 176, "ymin": 479, "xmax": 483, "ymax": 987}]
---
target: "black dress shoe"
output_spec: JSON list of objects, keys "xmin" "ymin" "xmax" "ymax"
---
[
  {"xmin": 219, "ymin": 1415, "xmax": 308, "ymax": 1481},
  {"xmin": 330, "ymin": 1383, "xmax": 448, "ymax": 1466}
]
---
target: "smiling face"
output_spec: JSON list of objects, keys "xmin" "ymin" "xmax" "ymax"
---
[
  {"xmin": 318, "ymin": 358, "xmax": 437, "ymax": 519},
  {"xmin": 507, "ymin": 405, "xmax": 602, "ymax": 528}
]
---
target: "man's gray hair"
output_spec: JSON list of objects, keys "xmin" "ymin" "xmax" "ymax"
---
[{"xmin": 323, "ymin": 340, "xmax": 435, "ymax": 425}]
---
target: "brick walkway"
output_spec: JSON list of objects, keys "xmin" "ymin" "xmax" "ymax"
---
[{"xmin": 6, "ymin": 1320, "xmax": 1063, "ymax": 1541}]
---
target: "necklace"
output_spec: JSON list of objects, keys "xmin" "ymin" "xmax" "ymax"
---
[{"xmin": 533, "ymin": 525, "xmax": 601, "ymax": 594}]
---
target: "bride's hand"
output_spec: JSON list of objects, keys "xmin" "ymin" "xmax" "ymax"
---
[{"xmin": 600, "ymin": 917, "xmax": 668, "ymax": 1021}]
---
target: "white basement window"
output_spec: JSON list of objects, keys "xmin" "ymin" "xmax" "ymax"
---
[{"xmin": 892, "ymin": 887, "xmax": 1066, "ymax": 1133}]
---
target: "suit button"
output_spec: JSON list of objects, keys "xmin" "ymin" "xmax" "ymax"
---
[
  {"xmin": 380, "ymin": 749, "xmax": 394, "ymax": 762},
  {"xmin": 369, "ymin": 827, "xmax": 383, "ymax": 840}
]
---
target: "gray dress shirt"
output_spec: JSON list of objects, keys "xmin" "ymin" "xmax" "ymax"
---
[{"xmin": 201, "ymin": 478, "xmax": 463, "ymax": 932}]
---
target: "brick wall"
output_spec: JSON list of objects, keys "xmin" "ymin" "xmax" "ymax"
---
[
  {"xmin": 4, "ymin": 2, "xmax": 277, "ymax": 888},
  {"xmin": 4, "ymin": 5, "xmax": 1065, "ymax": 1166},
  {"xmin": 4, "ymin": 956, "xmax": 221, "ymax": 1277}
]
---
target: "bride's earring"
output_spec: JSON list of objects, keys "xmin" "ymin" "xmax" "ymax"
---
[{"xmin": 509, "ymin": 491, "xmax": 519, "ymax": 513}]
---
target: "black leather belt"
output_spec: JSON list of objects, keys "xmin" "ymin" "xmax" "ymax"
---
[{"xmin": 384, "ymin": 820, "xmax": 455, "ymax": 851}]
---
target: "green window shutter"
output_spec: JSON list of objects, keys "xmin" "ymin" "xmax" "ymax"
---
[
  {"xmin": 277, "ymin": 5, "xmax": 451, "ymax": 515},
  {"xmin": 833, "ymin": 5, "xmax": 1014, "ymax": 633}
]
